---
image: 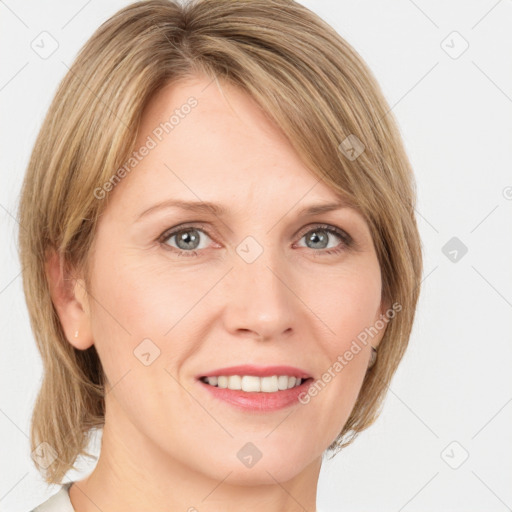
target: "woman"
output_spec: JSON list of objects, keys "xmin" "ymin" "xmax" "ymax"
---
[{"xmin": 19, "ymin": 0, "xmax": 422, "ymax": 510}]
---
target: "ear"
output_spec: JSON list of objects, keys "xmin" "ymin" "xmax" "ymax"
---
[{"xmin": 45, "ymin": 250, "xmax": 94, "ymax": 350}]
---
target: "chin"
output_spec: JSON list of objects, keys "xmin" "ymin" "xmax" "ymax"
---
[{"xmin": 200, "ymin": 442, "xmax": 318, "ymax": 485}]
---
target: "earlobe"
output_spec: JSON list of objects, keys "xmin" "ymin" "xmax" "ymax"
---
[{"xmin": 45, "ymin": 251, "xmax": 94, "ymax": 350}]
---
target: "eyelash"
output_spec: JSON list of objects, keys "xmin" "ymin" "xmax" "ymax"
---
[{"xmin": 158, "ymin": 223, "xmax": 353, "ymax": 259}]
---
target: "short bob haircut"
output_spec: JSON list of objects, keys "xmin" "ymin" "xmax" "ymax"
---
[{"xmin": 18, "ymin": 0, "xmax": 423, "ymax": 485}]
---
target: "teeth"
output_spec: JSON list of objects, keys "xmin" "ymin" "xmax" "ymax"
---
[{"xmin": 204, "ymin": 375, "xmax": 304, "ymax": 392}]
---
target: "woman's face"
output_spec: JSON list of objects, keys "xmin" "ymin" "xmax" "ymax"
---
[{"xmin": 80, "ymin": 74, "xmax": 386, "ymax": 483}]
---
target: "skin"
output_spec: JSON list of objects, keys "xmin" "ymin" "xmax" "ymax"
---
[{"xmin": 48, "ymin": 74, "xmax": 388, "ymax": 512}]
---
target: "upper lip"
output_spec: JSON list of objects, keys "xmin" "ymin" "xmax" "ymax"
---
[{"xmin": 198, "ymin": 365, "xmax": 312, "ymax": 379}]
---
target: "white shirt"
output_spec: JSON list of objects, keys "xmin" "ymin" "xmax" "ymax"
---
[{"xmin": 31, "ymin": 482, "xmax": 74, "ymax": 512}]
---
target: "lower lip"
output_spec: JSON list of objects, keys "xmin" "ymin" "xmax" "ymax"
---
[{"xmin": 197, "ymin": 379, "xmax": 313, "ymax": 412}]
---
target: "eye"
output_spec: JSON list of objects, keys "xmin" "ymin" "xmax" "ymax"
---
[
  {"xmin": 295, "ymin": 224, "xmax": 352, "ymax": 255},
  {"xmin": 159, "ymin": 225, "xmax": 213, "ymax": 257},
  {"xmin": 158, "ymin": 223, "xmax": 353, "ymax": 258}
]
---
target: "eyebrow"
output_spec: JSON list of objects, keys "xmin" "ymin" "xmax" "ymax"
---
[{"xmin": 135, "ymin": 199, "xmax": 348, "ymax": 221}]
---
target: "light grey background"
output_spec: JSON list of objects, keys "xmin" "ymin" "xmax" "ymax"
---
[{"xmin": 1, "ymin": 1, "xmax": 511, "ymax": 511}]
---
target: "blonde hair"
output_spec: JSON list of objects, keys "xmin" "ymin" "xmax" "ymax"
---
[{"xmin": 18, "ymin": 0, "xmax": 422, "ymax": 485}]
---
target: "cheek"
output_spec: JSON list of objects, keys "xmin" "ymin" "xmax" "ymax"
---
[
  {"xmin": 89, "ymin": 246, "xmax": 200, "ymax": 333},
  {"xmin": 86, "ymin": 247, "xmax": 227, "ymax": 392},
  {"xmin": 307, "ymin": 257, "xmax": 383, "ymax": 350},
  {"xmin": 85, "ymin": 249, "xmax": 187, "ymax": 378},
  {"xmin": 299, "ymin": 259, "xmax": 382, "ymax": 435},
  {"xmin": 85, "ymin": 252, "xmax": 201, "ymax": 429}
]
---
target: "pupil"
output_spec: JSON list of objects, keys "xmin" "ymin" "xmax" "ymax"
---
[
  {"xmin": 308, "ymin": 230, "xmax": 327, "ymax": 249},
  {"xmin": 177, "ymin": 230, "xmax": 199, "ymax": 250}
]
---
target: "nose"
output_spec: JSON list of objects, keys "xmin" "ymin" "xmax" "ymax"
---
[{"xmin": 221, "ymin": 244, "xmax": 297, "ymax": 342}]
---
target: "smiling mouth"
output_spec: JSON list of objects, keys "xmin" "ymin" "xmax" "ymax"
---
[{"xmin": 199, "ymin": 375, "xmax": 313, "ymax": 393}]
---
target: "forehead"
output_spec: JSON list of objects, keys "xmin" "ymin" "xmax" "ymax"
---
[{"xmin": 107, "ymin": 74, "xmax": 347, "ymax": 216}]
